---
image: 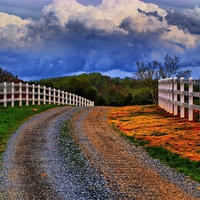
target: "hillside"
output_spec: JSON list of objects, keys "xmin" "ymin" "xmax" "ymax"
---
[{"xmin": 30, "ymin": 73, "xmax": 153, "ymax": 106}]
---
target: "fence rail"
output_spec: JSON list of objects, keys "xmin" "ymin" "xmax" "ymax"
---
[
  {"xmin": 158, "ymin": 77, "xmax": 200, "ymax": 121},
  {"xmin": 0, "ymin": 82, "xmax": 94, "ymax": 107}
]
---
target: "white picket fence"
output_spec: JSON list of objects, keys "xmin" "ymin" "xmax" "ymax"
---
[
  {"xmin": 158, "ymin": 77, "xmax": 200, "ymax": 121},
  {"xmin": 0, "ymin": 82, "xmax": 94, "ymax": 107}
]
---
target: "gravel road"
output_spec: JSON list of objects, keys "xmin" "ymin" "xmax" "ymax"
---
[{"xmin": 0, "ymin": 106, "xmax": 200, "ymax": 199}]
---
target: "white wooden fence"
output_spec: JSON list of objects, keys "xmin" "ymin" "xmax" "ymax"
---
[
  {"xmin": 0, "ymin": 82, "xmax": 94, "ymax": 107},
  {"xmin": 158, "ymin": 77, "xmax": 200, "ymax": 121}
]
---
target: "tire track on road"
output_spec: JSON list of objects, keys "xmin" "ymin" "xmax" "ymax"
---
[{"xmin": 73, "ymin": 106, "xmax": 199, "ymax": 199}]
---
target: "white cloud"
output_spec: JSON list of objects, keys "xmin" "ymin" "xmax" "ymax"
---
[
  {"xmin": 101, "ymin": 69, "xmax": 133, "ymax": 78},
  {"xmin": 42, "ymin": 0, "xmax": 86, "ymax": 26},
  {"xmin": 0, "ymin": 12, "xmax": 32, "ymax": 48},
  {"xmin": 0, "ymin": 12, "xmax": 31, "ymax": 27},
  {"xmin": 40, "ymin": 0, "xmax": 197, "ymax": 50}
]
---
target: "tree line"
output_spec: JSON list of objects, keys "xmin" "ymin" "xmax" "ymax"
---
[{"xmin": 1, "ymin": 54, "xmax": 193, "ymax": 106}]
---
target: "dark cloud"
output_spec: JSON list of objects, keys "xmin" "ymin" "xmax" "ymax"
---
[
  {"xmin": 0, "ymin": 0, "xmax": 200, "ymax": 80},
  {"xmin": 166, "ymin": 8, "xmax": 200, "ymax": 34},
  {"xmin": 142, "ymin": 0, "xmax": 200, "ymax": 9},
  {"xmin": 138, "ymin": 8, "xmax": 164, "ymax": 21},
  {"xmin": 17, "ymin": 12, "xmax": 175, "ymax": 79}
]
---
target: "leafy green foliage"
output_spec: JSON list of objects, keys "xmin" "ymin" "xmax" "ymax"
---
[{"xmin": 32, "ymin": 73, "xmax": 148, "ymax": 106}]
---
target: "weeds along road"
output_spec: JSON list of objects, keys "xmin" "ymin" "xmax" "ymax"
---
[{"xmin": 0, "ymin": 106, "xmax": 199, "ymax": 199}]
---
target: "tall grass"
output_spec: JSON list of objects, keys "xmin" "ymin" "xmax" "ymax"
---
[{"xmin": 0, "ymin": 104, "xmax": 61, "ymax": 160}]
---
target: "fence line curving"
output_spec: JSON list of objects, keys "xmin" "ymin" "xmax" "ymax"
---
[
  {"xmin": 158, "ymin": 77, "xmax": 200, "ymax": 121},
  {"xmin": 0, "ymin": 82, "xmax": 94, "ymax": 107}
]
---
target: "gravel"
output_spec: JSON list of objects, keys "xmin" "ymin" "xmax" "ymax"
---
[
  {"xmin": 0, "ymin": 106, "xmax": 114, "ymax": 199},
  {"xmin": 0, "ymin": 106, "xmax": 200, "ymax": 199}
]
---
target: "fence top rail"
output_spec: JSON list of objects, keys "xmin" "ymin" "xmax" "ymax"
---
[{"xmin": 159, "ymin": 77, "xmax": 200, "ymax": 84}]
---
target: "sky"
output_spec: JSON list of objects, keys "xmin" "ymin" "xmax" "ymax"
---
[{"xmin": 0, "ymin": 0, "xmax": 200, "ymax": 80}]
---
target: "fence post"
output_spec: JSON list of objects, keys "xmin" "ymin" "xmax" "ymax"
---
[
  {"xmin": 58, "ymin": 90, "xmax": 60, "ymax": 105},
  {"xmin": 169, "ymin": 78, "xmax": 173, "ymax": 114},
  {"xmin": 84, "ymin": 98, "xmax": 86, "ymax": 106},
  {"xmin": 11, "ymin": 82, "xmax": 14, "ymax": 107},
  {"xmin": 173, "ymin": 77, "xmax": 178, "ymax": 115},
  {"xmin": 188, "ymin": 77, "xmax": 193, "ymax": 121},
  {"xmin": 68, "ymin": 93, "xmax": 70, "ymax": 105},
  {"xmin": 43, "ymin": 86, "xmax": 46, "ymax": 105},
  {"xmin": 49, "ymin": 87, "xmax": 51, "ymax": 104},
  {"xmin": 79, "ymin": 96, "xmax": 81, "ymax": 106},
  {"xmin": 26, "ymin": 83, "xmax": 29, "ymax": 106},
  {"xmin": 81, "ymin": 97, "xmax": 83, "ymax": 106},
  {"xmin": 158, "ymin": 80, "xmax": 162, "ymax": 107},
  {"xmin": 76, "ymin": 95, "xmax": 79, "ymax": 106},
  {"xmin": 160, "ymin": 79, "xmax": 164, "ymax": 109},
  {"xmin": 53, "ymin": 88, "xmax": 56, "ymax": 104},
  {"xmin": 72, "ymin": 94, "xmax": 75, "ymax": 105},
  {"xmin": 65, "ymin": 92, "xmax": 68, "ymax": 104},
  {"xmin": 62, "ymin": 91, "xmax": 65, "ymax": 105},
  {"xmin": 3, "ymin": 82, "xmax": 7, "ymax": 107},
  {"xmin": 180, "ymin": 77, "xmax": 185, "ymax": 118},
  {"xmin": 32, "ymin": 84, "xmax": 35, "ymax": 105},
  {"xmin": 19, "ymin": 82, "xmax": 22, "ymax": 106},
  {"xmin": 166, "ymin": 79, "xmax": 169, "ymax": 112},
  {"xmin": 38, "ymin": 85, "xmax": 40, "ymax": 105},
  {"xmin": 163, "ymin": 79, "xmax": 167, "ymax": 111}
]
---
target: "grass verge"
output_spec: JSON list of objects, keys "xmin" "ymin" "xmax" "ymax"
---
[
  {"xmin": 0, "ymin": 104, "xmax": 61, "ymax": 161},
  {"xmin": 59, "ymin": 119, "xmax": 85, "ymax": 169},
  {"xmin": 144, "ymin": 146, "xmax": 200, "ymax": 183},
  {"xmin": 112, "ymin": 124, "xmax": 200, "ymax": 183}
]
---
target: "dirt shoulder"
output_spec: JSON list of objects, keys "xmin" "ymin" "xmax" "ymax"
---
[{"xmin": 72, "ymin": 106, "xmax": 200, "ymax": 199}]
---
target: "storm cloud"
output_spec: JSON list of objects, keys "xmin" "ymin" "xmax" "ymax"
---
[
  {"xmin": 166, "ymin": 6, "xmax": 200, "ymax": 34},
  {"xmin": 0, "ymin": 0, "xmax": 200, "ymax": 80}
]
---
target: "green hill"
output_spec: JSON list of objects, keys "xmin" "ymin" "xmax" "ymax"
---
[{"xmin": 30, "ymin": 73, "xmax": 152, "ymax": 106}]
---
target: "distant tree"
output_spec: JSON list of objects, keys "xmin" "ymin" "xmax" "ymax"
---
[
  {"xmin": 176, "ymin": 69, "xmax": 192, "ymax": 79},
  {"xmin": 97, "ymin": 95, "xmax": 107, "ymax": 106},
  {"xmin": 125, "ymin": 93, "xmax": 133, "ymax": 105},
  {"xmin": 134, "ymin": 54, "xmax": 190, "ymax": 104},
  {"xmin": 159, "ymin": 54, "xmax": 180, "ymax": 78},
  {"xmin": 86, "ymin": 88, "xmax": 98, "ymax": 102},
  {"xmin": 135, "ymin": 60, "xmax": 160, "ymax": 104},
  {"xmin": 2, "ymin": 69, "xmax": 13, "ymax": 76}
]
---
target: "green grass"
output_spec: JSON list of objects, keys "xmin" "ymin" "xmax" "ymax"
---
[
  {"xmin": 59, "ymin": 120, "xmax": 85, "ymax": 169},
  {"xmin": 144, "ymin": 146, "xmax": 200, "ymax": 183},
  {"xmin": 0, "ymin": 103, "xmax": 62, "ymax": 160},
  {"xmin": 120, "ymin": 133, "xmax": 150, "ymax": 146}
]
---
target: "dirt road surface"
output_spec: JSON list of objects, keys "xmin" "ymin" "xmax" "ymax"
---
[{"xmin": 0, "ymin": 106, "xmax": 199, "ymax": 199}]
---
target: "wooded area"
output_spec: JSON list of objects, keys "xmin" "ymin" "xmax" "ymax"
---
[{"xmin": 30, "ymin": 73, "xmax": 147, "ymax": 106}]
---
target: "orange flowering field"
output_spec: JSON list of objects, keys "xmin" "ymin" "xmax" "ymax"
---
[{"xmin": 107, "ymin": 105, "xmax": 200, "ymax": 161}]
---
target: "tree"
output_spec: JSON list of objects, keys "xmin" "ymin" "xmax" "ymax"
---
[
  {"xmin": 176, "ymin": 70, "xmax": 192, "ymax": 79},
  {"xmin": 159, "ymin": 54, "xmax": 180, "ymax": 78},
  {"xmin": 134, "ymin": 54, "xmax": 188, "ymax": 104},
  {"xmin": 125, "ymin": 93, "xmax": 133, "ymax": 105},
  {"xmin": 135, "ymin": 60, "xmax": 160, "ymax": 104}
]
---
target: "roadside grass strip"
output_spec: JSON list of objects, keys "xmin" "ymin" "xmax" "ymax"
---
[
  {"xmin": 0, "ymin": 104, "xmax": 61, "ymax": 160},
  {"xmin": 108, "ymin": 105, "xmax": 200, "ymax": 183}
]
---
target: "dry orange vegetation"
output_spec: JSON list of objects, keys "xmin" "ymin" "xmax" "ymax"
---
[{"xmin": 107, "ymin": 105, "xmax": 200, "ymax": 161}]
